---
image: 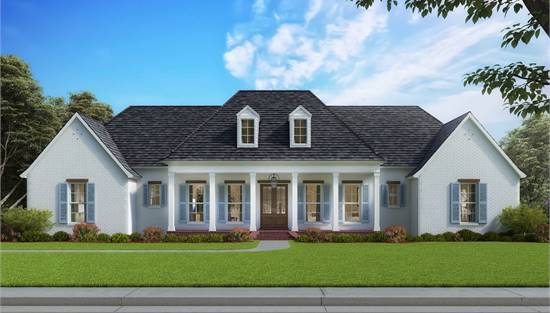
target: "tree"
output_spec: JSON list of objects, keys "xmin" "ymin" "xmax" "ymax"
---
[
  {"xmin": 65, "ymin": 91, "xmax": 113, "ymax": 123},
  {"xmin": 353, "ymin": 0, "xmax": 549, "ymax": 117},
  {"xmin": 501, "ymin": 114, "xmax": 550, "ymax": 210},
  {"xmin": 0, "ymin": 55, "xmax": 62, "ymax": 208}
]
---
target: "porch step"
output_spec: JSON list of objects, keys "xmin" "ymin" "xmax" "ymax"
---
[{"xmin": 256, "ymin": 230, "xmax": 293, "ymax": 240}]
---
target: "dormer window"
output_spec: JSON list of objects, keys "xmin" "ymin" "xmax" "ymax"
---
[
  {"xmin": 237, "ymin": 105, "xmax": 260, "ymax": 148},
  {"xmin": 289, "ymin": 105, "xmax": 311, "ymax": 148}
]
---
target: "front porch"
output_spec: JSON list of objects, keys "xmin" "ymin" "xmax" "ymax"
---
[{"xmin": 164, "ymin": 161, "xmax": 382, "ymax": 233}]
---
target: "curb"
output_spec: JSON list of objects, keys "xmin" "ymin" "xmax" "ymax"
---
[{"xmin": 1, "ymin": 287, "xmax": 548, "ymax": 307}]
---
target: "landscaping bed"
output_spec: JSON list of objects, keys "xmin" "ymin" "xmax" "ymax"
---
[{"xmin": 0, "ymin": 241, "xmax": 258, "ymax": 250}]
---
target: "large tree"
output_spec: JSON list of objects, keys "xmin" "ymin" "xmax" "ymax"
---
[
  {"xmin": 501, "ymin": 114, "xmax": 550, "ymax": 211},
  {"xmin": 64, "ymin": 91, "xmax": 113, "ymax": 124},
  {"xmin": 353, "ymin": 0, "xmax": 549, "ymax": 117}
]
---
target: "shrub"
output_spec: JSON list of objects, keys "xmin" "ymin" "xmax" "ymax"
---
[
  {"xmin": 500, "ymin": 204, "xmax": 548, "ymax": 235},
  {"xmin": 129, "ymin": 232, "xmax": 142, "ymax": 242},
  {"xmin": 226, "ymin": 227, "xmax": 252, "ymax": 242},
  {"xmin": 163, "ymin": 233, "xmax": 180, "ymax": 242},
  {"xmin": 366, "ymin": 231, "xmax": 387, "ymax": 242},
  {"xmin": 405, "ymin": 234, "xmax": 415, "ymax": 242},
  {"xmin": 20, "ymin": 231, "xmax": 51, "ymax": 242},
  {"xmin": 418, "ymin": 233, "xmax": 435, "ymax": 241},
  {"xmin": 499, "ymin": 235, "xmax": 513, "ymax": 242},
  {"xmin": 442, "ymin": 231, "xmax": 461, "ymax": 241},
  {"xmin": 301, "ymin": 228, "xmax": 326, "ymax": 243},
  {"xmin": 481, "ymin": 231, "xmax": 498, "ymax": 241},
  {"xmin": 52, "ymin": 231, "xmax": 71, "ymax": 242},
  {"xmin": 72, "ymin": 223, "xmax": 100, "ymax": 242},
  {"xmin": 457, "ymin": 229, "xmax": 482, "ymax": 241},
  {"xmin": 1, "ymin": 207, "xmax": 53, "ymax": 235},
  {"xmin": 110, "ymin": 233, "xmax": 130, "ymax": 243},
  {"xmin": 142, "ymin": 227, "xmax": 164, "ymax": 242},
  {"xmin": 1, "ymin": 223, "xmax": 18, "ymax": 241},
  {"xmin": 96, "ymin": 233, "xmax": 111, "ymax": 242},
  {"xmin": 384, "ymin": 225, "xmax": 407, "ymax": 243}
]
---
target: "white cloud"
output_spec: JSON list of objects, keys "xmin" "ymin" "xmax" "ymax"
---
[
  {"xmin": 268, "ymin": 24, "xmax": 300, "ymax": 54},
  {"xmin": 305, "ymin": 0, "xmax": 322, "ymax": 24},
  {"xmin": 253, "ymin": 0, "xmax": 266, "ymax": 15},
  {"xmin": 223, "ymin": 41, "xmax": 256, "ymax": 78}
]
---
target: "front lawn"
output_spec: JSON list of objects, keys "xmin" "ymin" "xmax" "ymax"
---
[
  {"xmin": 0, "ymin": 241, "xmax": 258, "ymax": 250},
  {"xmin": 1, "ymin": 242, "xmax": 547, "ymax": 287}
]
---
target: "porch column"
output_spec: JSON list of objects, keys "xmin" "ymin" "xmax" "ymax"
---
[
  {"xmin": 209, "ymin": 172, "xmax": 216, "ymax": 232},
  {"xmin": 373, "ymin": 169, "xmax": 381, "ymax": 231},
  {"xmin": 332, "ymin": 172, "xmax": 340, "ymax": 231},
  {"xmin": 291, "ymin": 172, "xmax": 299, "ymax": 231},
  {"xmin": 167, "ymin": 172, "xmax": 176, "ymax": 232},
  {"xmin": 249, "ymin": 173, "xmax": 257, "ymax": 231}
]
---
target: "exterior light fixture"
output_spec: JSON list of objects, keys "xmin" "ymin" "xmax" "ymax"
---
[{"xmin": 269, "ymin": 173, "xmax": 279, "ymax": 189}]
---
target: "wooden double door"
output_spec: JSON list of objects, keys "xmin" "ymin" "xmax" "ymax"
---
[{"xmin": 260, "ymin": 184, "xmax": 288, "ymax": 230}]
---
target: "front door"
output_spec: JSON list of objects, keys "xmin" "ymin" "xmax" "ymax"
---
[{"xmin": 260, "ymin": 184, "xmax": 288, "ymax": 230}]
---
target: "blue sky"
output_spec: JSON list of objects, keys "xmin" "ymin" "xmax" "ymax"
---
[{"xmin": 2, "ymin": 0, "xmax": 547, "ymax": 139}]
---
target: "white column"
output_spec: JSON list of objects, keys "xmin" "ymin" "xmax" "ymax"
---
[
  {"xmin": 291, "ymin": 172, "xmax": 299, "ymax": 231},
  {"xmin": 167, "ymin": 172, "xmax": 176, "ymax": 232},
  {"xmin": 332, "ymin": 172, "xmax": 340, "ymax": 231},
  {"xmin": 209, "ymin": 172, "xmax": 216, "ymax": 232},
  {"xmin": 373, "ymin": 169, "xmax": 381, "ymax": 231},
  {"xmin": 249, "ymin": 173, "xmax": 257, "ymax": 231}
]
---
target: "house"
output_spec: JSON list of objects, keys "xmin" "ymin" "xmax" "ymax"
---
[{"xmin": 20, "ymin": 91, "xmax": 525, "ymax": 236}]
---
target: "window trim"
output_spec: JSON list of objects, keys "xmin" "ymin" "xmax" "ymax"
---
[
  {"xmin": 237, "ymin": 105, "xmax": 260, "ymax": 148},
  {"xmin": 343, "ymin": 183, "xmax": 361, "ymax": 224},
  {"xmin": 459, "ymin": 182, "xmax": 478, "ymax": 224},
  {"xmin": 188, "ymin": 183, "xmax": 206, "ymax": 224},
  {"xmin": 387, "ymin": 181, "xmax": 401, "ymax": 209},
  {"xmin": 68, "ymin": 182, "xmax": 87, "ymax": 224},
  {"xmin": 226, "ymin": 183, "xmax": 244, "ymax": 224},
  {"xmin": 289, "ymin": 105, "xmax": 312, "ymax": 148},
  {"xmin": 304, "ymin": 183, "xmax": 322, "ymax": 223}
]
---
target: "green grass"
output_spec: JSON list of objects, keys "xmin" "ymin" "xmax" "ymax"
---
[
  {"xmin": 0, "ymin": 241, "xmax": 258, "ymax": 250},
  {"xmin": 1, "ymin": 242, "xmax": 547, "ymax": 287}
]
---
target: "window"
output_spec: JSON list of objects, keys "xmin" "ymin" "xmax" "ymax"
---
[
  {"xmin": 70, "ymin": 183, "xmax": 86, "ymax": 223},
  {"xmin": 387, "ymin": 181, "xmax": 400, "ymax": 208},
  {"xmin": 227, "ymin": 184, "xmax": 243, "ymax": 222},
  {"xmin": 241, "ymin": 119, "xmax": 255, "ymax": 144},
  {"xmin": 294, "ymin": 119, "xmax": 307, "ymax": 144},
  {"xmin": 460, "ymin": 183, "xmax": 477, "ymax": 223},
  {"xmin": 148, "ymin": 182, "xmax": 161, "ymax": 207},
  {"xmin": 188, "ymin": 184, "xmax": 205, "ymax": 222},
  {"xmin": 344, "ymin": 184, "xmax": 360, "ymax": 223},
  {"xmin": 305, "ymin": 183, "xmax": 321, "ymax": 222}
]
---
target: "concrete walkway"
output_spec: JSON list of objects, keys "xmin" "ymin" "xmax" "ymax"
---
[{"xmin": 0, "ymin": 240, "xmax": 289, "ymax": 253}]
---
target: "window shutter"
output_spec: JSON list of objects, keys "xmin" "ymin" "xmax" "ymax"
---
[
  {"xmin": 218, "ymin": 184, "xmax": 226, "ymax": 223},
  {"xmin": 179, "ymin": 184, "xmax": 188, "ymax": 223},
  {"xmin": 380, "ymin": 185, "xmax": 388, "ymax": 208},
  {"xmin": 143, "ymin": 184, "xmax": 149, "ymax": 207},
  {"xmin": 338, "ymin": 184, "xmax": 343, "ymax": 223},
  {"xmin": 86, "ymin": 183, "xmax": 95, "ymax": 223},
  {"xmin": 204, "ymin": 184, "xmax": 210, "ymax": 223},
  {"xmin": 322, "ymin": 183, "xmax": 331, "ymax": 222},
  {"xmin": 298, "ymin": 183, "xmax": 305, "ymax": 223},
  {"xmin": 243, "ymin": 184, "xmax": 250, "ymax": 223},
  {"xmin": 57, "ymin": 183, "xmax": 68, "ymax": 224},
  {"xmin": 160, "ymin": 184, "xmax": 167, "ymax": 207},
  {"xmin": 361, "ymin": 184, "xmax": 369, "ymax": 223},
  {"xmin": 478, "ymin": 183, "xmax": 487, "ymax": 224},
  {"xmin": 450, "ymin": 183, "xmax": 460, "ymax": 224},
  {"xmin": 399, "ymin": 183, "xmax": 406, "ymax": 207}
]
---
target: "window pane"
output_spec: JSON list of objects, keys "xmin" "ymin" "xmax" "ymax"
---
[
  {"xmin": 388, "ymin": 183, "xmax": 400, "ymax": 207},
  {"xmin": 149, "ymin": 183, "xmax": 161, "ymax": 206},
  {"xmin": 241, "ymin": 119, "xmax": 255, "ymax": 144},
  {"xmin": 228, "ymin": 203, "xmax": 242, "ymax": 222},
  {"xmin": 276, "ymin": 186, "xmax": 286, "ymax": 214},
  {"xmin": 344, "ymin": 184, "xmax": 360, "ymax": 222},
  {"xmin": 228, "ymin": 185, "xmax": 242, "ymax": 203},
  {"xmin": 305, "ymin": 184, "xmax": 321, "ymax": 222},
  {"xmin": 188, "ymin": 184, "xmax": 204, "ymax": 222},
  {"xmin": 460, "ymin": 183, "xmax": 477, "ymax": 223},
  {"xmin": 294, "ymin": 119, "xmax": 307, "ymax": 144},
  {"xmin": 345, "ymin": 204, "xmax": 360, "ymax": 222},
  {"xmin": 227, "ymin": 184, "xmax": 243, "ymax": 222},
  {"xmin": 262, "ymin": 186, "xmax": 272, "ymax": 214},
  {"xmin": 70, "ymin": 183, "xmax": 86, "ymax": 223}
]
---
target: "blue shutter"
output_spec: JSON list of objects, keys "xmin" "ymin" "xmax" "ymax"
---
[
  {"xmin": 243, "ymin": 184, "xmax": 250, "ymax": 223},
  {"xmin": 450, "ymin": 183, "xmax": 460, "ymax": 224},
  {"xmin": 338, "ymin": 184, "xmax": 343, "ymax": 223},
  {"xmin": 218, "ymin": 184, "xmax": 226, "ymax": 223},
  {"xmin": 160, "ymin": 184, "xmax": 167, "ymax": 207},
  {"xmin": 86, "ymin": 183, "xmax": 95, "ymax": 223},
  {"xmin": 143, "ymin": 184, "xmax": 149, "ymax": 207},
  {"xmin": 204, "ymin": 184, "xmax": 210, "ymax": 223},
  {"xmin": 322, "ymin": 183, "xmax": 331, "ymax": 222},
  {"xmin": 179, "ymin": 184, "xmax": 188, "ymax": 223},
  {"xmin": 57, "ymin": 183, "xmax": 68, "ymax": 224},
  {"xmin": 478, "ymin": 183, "xmax": 487, "ymax": 224},
  {"xmin": 399, "ymin": 183, "xmax": 406, "ymax": 207},
  {"xmin": 381, "ymin": 185, "xmax": 388, "ymax": 208},
  {"xmin": 298, "ymin": 183, "xmax": 305, "ymax": 223},
  {"xmin": 361, "ymin": 184, "xmax": 369, "ymax": 223}
]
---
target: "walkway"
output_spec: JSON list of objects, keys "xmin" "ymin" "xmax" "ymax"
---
[{"xmin": 0, "ymin": 240, "xmax": 289, "ymax": 253}]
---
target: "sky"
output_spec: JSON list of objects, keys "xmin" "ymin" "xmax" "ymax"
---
[{"xmin": 1, "ymin": 0, "xmax": 548, "ymax": 139}]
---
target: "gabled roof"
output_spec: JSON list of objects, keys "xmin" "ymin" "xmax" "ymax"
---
[{"xmin": 164, "ymin": 91, "xmax": 382, "ymax": 161}]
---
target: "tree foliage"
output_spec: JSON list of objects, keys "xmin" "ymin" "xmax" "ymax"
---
[
  {"xmin": 353, "ymin": 0, "xmax": 550, "ymax": 116},
  {"xmin": 500, "ymin": 204, "xmax": 548, "ymax": 234},
  {"xmin": 501, "ymin": 114, "xmax": 550, "ymax": 209}
]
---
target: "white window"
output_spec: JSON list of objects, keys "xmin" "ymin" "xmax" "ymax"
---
[
  {"xmin": 387, "ymin": 181, "xmax": 400, "ymax": 208},
  {"xmin": 289, "ymin": 105, "xmax": 311, "ymax": 147},
  {"xmin": 344, "ymin": 184, "xmax": 360, "ymax": 223},
  {"xmin": 227, "ymin": 184, "xmax": 243, "ymax": 222},
  {"xmin": 188, "ymin": 184, "xmax": 205, "ymax": 222},
  {"xmin": 148, "ymin": 182, "xmax": 161, "ymax": 207},
  {"xmin": 69, "ymin": 182, "xmax": 86, "ymax": 223},
  {"xmin": 305, "ymin": 183, "xmax": 321, "ymax": 222},
  {"xmin": 460, "ymin": 183, "xmax": 477, "ymax": 223},
  {"xmin": 237, "ymin": 105, "xmax": 260, "ymax": 148}
]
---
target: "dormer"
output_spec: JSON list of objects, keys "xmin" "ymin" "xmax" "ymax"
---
[
  {"xmin": 236, "ymin": 105, "xmax": 260, "ymax": 148},
  {"xmin": 289, "ymin": 105, "xmax": 311, "ymax": 148}
]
